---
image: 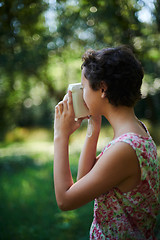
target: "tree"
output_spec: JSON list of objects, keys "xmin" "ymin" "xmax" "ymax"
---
[
  {"xmin": 0, "ymin": 0, "xmax": 51, "ymax": 139},
  {"xmin": 55, "ymin": 0, "xmax": 144, "ymax": 46},
  {"xmin": 154, "ymin": 0, "xmax": 160, "ymax": 32}
]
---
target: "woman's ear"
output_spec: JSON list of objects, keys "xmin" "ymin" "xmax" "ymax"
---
[{"xmin": 100, "ymin": 82, "xmax": 107, "ymax": 98}]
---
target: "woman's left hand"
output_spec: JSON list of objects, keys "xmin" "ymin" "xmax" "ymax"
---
[{"xmin": 54, "ymin": 91, "xmax": 83, "ymax": 140}]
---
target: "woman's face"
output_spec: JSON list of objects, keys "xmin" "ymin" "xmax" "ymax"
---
[{"xmin": 81, "ymin": 68, "xmax": 102, "ymax": 115}]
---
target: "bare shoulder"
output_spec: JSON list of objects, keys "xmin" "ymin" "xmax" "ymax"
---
[
  {"xmin": 92, "ymin": 141, "xmax": 141, "ymax": 192},
  {"xmin": 97, "ymin": 141, "xmax": 140, "ymax": 176},
  {"xmin": 103, "ymin": 141, "xmax": 138, "ymax": 163}
]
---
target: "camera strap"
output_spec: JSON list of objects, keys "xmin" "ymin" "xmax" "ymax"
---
[{"xmin": 87, "ymin": 116, "xmax": 94, "ymax": 137}]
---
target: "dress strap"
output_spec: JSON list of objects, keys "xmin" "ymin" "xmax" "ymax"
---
[{"xmin": 138, "ymin": 120, "xmax": 151, "ymax": 138}]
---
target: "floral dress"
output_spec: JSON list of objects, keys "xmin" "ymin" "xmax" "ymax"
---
[{"xmin": 90, "ymin": 123, "xmax": 160, "ymax": 240}]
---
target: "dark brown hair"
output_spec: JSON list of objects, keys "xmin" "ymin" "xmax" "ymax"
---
[{"xmin": 81, "ymin": 46, "xmax": 144, "ymax": 107}]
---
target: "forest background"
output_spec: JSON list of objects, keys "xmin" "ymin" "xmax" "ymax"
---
[{"xmin": 0, "ymin": 0, "xmax": 160, "ymax": 239}]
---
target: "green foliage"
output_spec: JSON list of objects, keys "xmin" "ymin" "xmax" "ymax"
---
[
  {"xmin": 0, "ymin": 0, "xmax": 49, "ymax": 73},
  {"xmin": 0, "ymin": 0, "xmax": 51, "ymax": 139},
  {"xmin": 154, "ymin": 0, "xmax": 160, "ymax": 32},
  {"xmin": 1, "ymin": 0, "xmax": 160, "ymax": 140},
  {"xmin": 55, "ymin": 0, "xmax": 141, "ymax": 47}
]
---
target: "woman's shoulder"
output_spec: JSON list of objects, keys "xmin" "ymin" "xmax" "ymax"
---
[{"xmin": 103, "ymin": 131, "xmax": 154, "ymax": 153}]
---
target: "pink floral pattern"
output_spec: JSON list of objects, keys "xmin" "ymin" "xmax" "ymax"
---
[{"xmin": 90, "ymin": 122, "xmax": 160, "ymax": 239}]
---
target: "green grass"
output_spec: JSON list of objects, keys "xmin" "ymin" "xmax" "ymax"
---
[
  {"xmin": 0, "ymin": 124, "xmax": 160, "ymax": 239},
  {"xmin": 0, "ymin": 152, "xmax": 93, "ymax": 240}
]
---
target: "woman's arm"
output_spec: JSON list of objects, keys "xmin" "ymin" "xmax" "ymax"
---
[
  {"xmin": 54, "ymin": 134, "xmax": 72, "ymax": 208},
  {"xmin": 77, "ymin": 116, "xmax": 101, "ymax": 180},
  {"xmin": 54, "ymin": 92, "xmax": 83, "ymax": 209},
  {"xmin": 54, "ymin": 92, "xmax": 140, "ymax": 211}
]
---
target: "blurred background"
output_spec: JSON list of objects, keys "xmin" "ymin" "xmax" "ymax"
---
[{"xmin": 0, "ymin": 0, "xmax": 160, "ymax": 239}]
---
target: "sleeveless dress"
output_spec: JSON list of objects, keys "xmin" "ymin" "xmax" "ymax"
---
[{"xmin": 90, "ymin": 122, "xmax": 160, "ymax": 240}]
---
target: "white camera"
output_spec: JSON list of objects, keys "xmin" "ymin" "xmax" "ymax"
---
[{"xmin": 68, "ymin": 83, "xmax": 90, "ymax": 119}]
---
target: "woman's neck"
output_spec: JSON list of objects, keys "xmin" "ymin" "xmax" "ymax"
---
[{"xmin": 103, "ymin": 105, "xmax": 138, "ymax": 139}]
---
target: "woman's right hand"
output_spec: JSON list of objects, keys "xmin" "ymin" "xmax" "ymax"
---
[{"xmin": 54, "ymin": 91, "xmax": 83, "ymax": 140}]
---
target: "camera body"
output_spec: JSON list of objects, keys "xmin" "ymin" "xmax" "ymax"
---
[{"xmin": 68, "ymin": 83, "xmax": 90, "ymax": 119}]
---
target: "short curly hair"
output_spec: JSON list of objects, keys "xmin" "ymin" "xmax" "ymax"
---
[{"xmin": 81, "ymin": 46, "xmax": 144, "ymax": 107}]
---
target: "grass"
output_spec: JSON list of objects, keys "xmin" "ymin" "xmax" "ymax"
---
[
  {"xmin": 0, "ymin": 122, "xmax": 160, "ymax": 239},
  {"xmin": 0, "ymin": 152, "xmax": 93, "ymax": 240}
]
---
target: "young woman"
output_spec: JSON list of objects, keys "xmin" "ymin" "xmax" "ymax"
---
[{"xmin": 54, "ymin": 46, "xmax": 159, "ymax": 239}]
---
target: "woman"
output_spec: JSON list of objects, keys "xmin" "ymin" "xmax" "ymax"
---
[{"xmin": 54, "ymin": 46, "xmax": 159, "ymax": 239}]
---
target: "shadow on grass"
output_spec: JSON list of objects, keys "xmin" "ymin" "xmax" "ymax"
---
[
  {"xmin": 0, "ymin": 155, "xmax": 36, "ymax": 173},
  {"xmin": 0, "ymin": 154, "xmax": 93, "ymax": 240}
]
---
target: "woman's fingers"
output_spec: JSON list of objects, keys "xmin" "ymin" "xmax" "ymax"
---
[
  {"xmin": 56, "ymin": 98, "xmax": 68, "ymax": 116},
  {"xmin": 58, "ymin": 101, "xmax": 63, "ymax": 114},
  {"xmin": 56, "ymin": 91, "xmax": 74, "ymax": 117},
  {"xmin": 68, "ymin": 91, "xmax": 74, "ymax": 111},
  {"xmin": 63, "ymin": 99, "xmax": 68, "ymax": 112},
  {"xmin": 63, "ymin": 93, "xmax": 68, "ymax": 101},
  {"xmin": 55, "ymin": 105, "xmax": 59, "ymax": 115}
]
